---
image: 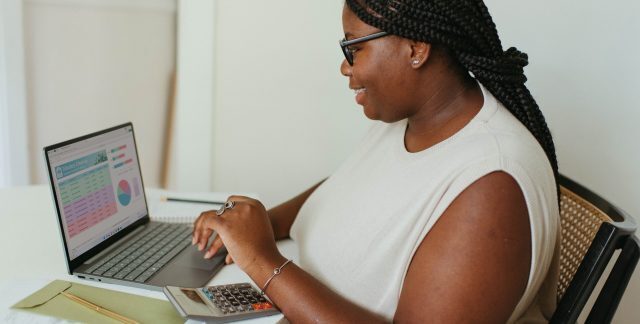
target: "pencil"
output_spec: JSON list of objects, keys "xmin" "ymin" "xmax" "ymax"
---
[
  {"xmin": 161, "ymin": 196, "xmax": 225, "ymax": 205},
  {"xmin": 61, "ymin": 291, "xmax": 140, "ymax": 324}
]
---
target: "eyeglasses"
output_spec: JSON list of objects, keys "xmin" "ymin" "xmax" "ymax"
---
[{"xmin": 339, "ymin": 31, "xmax": 389, "ymax": 66}]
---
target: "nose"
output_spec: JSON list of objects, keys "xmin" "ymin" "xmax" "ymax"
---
[{"xmin": 340, "ymin": 59, "xmax": 352, "ymax": 77}]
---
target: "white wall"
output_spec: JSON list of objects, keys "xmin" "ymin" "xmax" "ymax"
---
[
  {"xmin": 166, "ymin": 0, "xmax": 215, "ymax": 191},
  {"xmin": 0, "ymin": 0, "xmax": 29, "ymax": 187},
  {"xmin": 23, "ymin": 0, "xmax": 176, "ymax": 187},
  {"xmin": 210, "ymin": 0, "xmax": 370, "ymax": 207}
]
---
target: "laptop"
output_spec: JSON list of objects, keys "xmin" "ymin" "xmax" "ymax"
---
[{"xmin": 44, "ymin": 122, "xmax": 226, "ymax": 291}]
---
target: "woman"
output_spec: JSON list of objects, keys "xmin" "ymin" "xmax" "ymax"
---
[{"xmin": 193, "ymin": 0, "xmax": 560, "ymax": 322}]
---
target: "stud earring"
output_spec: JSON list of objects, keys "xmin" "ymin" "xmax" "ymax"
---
[{"xmin": 412, "ymin": 59, "xmax": 420, "ymax": 65}]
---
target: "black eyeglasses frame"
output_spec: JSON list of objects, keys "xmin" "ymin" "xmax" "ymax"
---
[{"xmin": 339, "ymin": 31, "xmax": 389, "ymax": 65}]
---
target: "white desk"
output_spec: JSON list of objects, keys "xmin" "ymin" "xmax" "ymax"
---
[{"xmin": 0, "ymin": 185, "xmax": 297, "ymax": 323}]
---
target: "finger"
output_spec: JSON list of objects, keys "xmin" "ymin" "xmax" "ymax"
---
[
  {"xmin": 198, "ymin": 211, "xmax": 221, "ymax": 250},
  {"xmin": 198, "ymin": 227, "xmax": 214, "ymax": 251},
  {"xmin": 201, "ymin": 212, "xmax": 223, "ymax": 234},
  {"xmin": 204, "ymin": 236, "xmax": 225, "ymax": 259},
  {"xmin": 225, "ymin": 254, "xmax": 234, "ymax": 264},
  {"xmin": 192, "ymin": 210, "xmax": 213, "ymax": 245},
  {"xmin": 192, "ymin": 212, "xmax": 206, "ymax": 245}
]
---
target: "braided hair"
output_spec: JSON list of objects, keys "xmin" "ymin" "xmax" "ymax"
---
[{"xmin": 345, "ymin": 0, "xmax": 559, "ymax": 192}]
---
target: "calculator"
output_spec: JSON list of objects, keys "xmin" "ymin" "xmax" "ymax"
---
[{"xmin": 163, "ymin": 283, "xmax": 280, "ymax": 323}]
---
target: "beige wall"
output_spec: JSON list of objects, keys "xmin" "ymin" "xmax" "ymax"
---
[
  {"xmin": 24, "ymin": 0, "xmax": 176, "ymax": 187},
  {"xmin": 208, "ymin": 0, "xmax": 371, "ymax": 207}
]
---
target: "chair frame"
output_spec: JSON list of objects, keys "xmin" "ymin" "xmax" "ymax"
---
[{"xmin": 551, "ymin": 174, "xmax": 640, "ymax": 323}]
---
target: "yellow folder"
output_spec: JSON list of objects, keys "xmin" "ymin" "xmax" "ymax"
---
[{"xmin": 11, "ymin": 280, "xmax": 183, "ymax": 323}]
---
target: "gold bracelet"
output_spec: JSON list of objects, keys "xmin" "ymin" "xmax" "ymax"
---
[{"xmin": 260, "ymin": 259, "xmax": 292, "ymax": 296}]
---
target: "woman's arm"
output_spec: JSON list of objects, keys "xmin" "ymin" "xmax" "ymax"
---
[
  {"xmin": 268, "ymin": 180, "xmax": 324, "ymax": 240},
  {"xmin": 394, "ymin": 171, "xmax": 531, "ymax": 323}
]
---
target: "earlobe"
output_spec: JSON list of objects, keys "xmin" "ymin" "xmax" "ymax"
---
[{"xmin": 410, "ymin": 42, "xmax": 431, "ymax": 68}]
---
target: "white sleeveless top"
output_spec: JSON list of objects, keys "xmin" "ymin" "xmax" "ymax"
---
[{"xmin": 290, "ymin": 84, "xmax": 560, "ymax": 322}]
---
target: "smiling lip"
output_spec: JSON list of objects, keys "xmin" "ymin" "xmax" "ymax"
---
[{"xmin": 353, "ymin": 87, "xmax": 366, "ymax": 105}]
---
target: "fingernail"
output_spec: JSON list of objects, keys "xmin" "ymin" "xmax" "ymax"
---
[
  {"xmin": 204, "ymin": 252, "xmax": 211, "ymax": 259},
  {"xmin": 191, "ymin": 237, "xmax": 196, "ymax": 245},
  {"xmin": 198, "ymin": 244, "xmax": 203, "ymax": 251}
]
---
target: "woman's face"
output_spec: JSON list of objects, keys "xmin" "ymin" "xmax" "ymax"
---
[{"xmin": 340, "ymin": 5, "xmax": 417, "ymax": 122}]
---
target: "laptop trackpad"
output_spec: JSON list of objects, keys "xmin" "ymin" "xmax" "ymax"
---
[
  {"xmin": 147, "ymin": 247, "xmax": 227, "ymax": 288},
  {"xmin": 173, "ymin": 246, "xmax": 227, "ymax": 270}
]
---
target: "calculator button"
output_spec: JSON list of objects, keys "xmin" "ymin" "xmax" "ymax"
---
[
  {"xmin": 227, "ymin": 307, "xmax": 236, "ymax": 313},
  {"xmin": 255, "ymin": 303, "xmax": 265, "ymax": 309},
  {"xmin": 262, "ymin": 302, "xmax": 273, "ymax": 309},
  {"xmin": 235, "ymin": 306, "xmax": 245, "ymax": 312}
]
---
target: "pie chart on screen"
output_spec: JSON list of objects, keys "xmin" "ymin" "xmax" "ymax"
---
[{"xmin": 117, "ymin": 180, "xmax": 132, "ymax": 206}]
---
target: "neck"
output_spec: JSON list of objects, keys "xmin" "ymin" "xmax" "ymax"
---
[{"xmin": 404, "ymin": 68, "xmax": 483, "ymax": 152}]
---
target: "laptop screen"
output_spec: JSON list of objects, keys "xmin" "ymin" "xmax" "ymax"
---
[{"xmin": 45, "ymin": 124, "xmax": 148, "ymax": 261}]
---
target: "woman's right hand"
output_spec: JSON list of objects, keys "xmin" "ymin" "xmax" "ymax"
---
[{"xmin": 192, "ymin": 210, "xmax": 237, "ymax": 264}]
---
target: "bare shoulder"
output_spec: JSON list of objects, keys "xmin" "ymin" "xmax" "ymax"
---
[{"xmin": 394, "ymin": 171, "xmax": 531, "ymax": 323}]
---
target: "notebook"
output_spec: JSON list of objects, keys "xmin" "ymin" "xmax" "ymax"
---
[{"xmin": 43, "ymin": 122, "xmax": 226, "ymax": 291}]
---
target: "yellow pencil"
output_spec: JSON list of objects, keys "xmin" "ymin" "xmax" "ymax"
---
[{"xmin": 61, "ymin": 291, "xmax": 140, "ymax": 324}]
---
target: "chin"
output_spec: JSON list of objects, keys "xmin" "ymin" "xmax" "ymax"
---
[
  {"xmin": 363, "ymin": 107, "xmax": 400, "ymax": 124},
  {"xmin": 362, "ymin": 105, "xmax": 381, "ymax": 121}
]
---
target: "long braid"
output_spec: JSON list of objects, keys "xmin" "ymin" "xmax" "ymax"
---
[{"xmin": 346, "ymin": 0, "xmax": 559, "ymax": 192}]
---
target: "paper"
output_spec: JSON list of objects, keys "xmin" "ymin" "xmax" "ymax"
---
[{"xmin": 12, "ymin": 280, "xmax": 183, "ymax": 324}]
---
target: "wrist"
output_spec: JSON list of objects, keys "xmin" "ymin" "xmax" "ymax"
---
[
  {"xmin": 246, "ymin": 251, "xmax": 288, "ymax": 289},
  {"xmin": 260, "ymin": 259, "xmax": 292, "ymax": 296}
]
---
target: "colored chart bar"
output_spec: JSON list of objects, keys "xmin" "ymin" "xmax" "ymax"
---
[
  {"xmin": 113, "ymin": 158, "xmax": 133, "ymax": 169},
  {"xmin": 111, "ymin": 153, "xmax": 126, "ymax": 161},
  {"xmin": 110, "ymin": 145, "xmax": 127, "ymax": 154}
]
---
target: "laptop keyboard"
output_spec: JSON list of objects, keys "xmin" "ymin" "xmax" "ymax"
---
[{"xmin": 86, "ymin": 222, "xmax": 192, "ymax": 283}]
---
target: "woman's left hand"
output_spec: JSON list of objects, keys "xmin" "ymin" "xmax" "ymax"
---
[{"xmin": 191, "ymin": 195, "xmax": 282, "ymax": 274}]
